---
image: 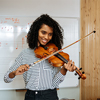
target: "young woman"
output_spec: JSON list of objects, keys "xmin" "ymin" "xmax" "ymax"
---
[{"xmin": 4, "ymin": 14, "xmax": 76, "ymax": 100}]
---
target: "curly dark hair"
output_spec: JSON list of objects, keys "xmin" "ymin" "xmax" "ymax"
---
[{"xmin": 27, "ymin": 14, "xmax": 64, "ymax": 50}]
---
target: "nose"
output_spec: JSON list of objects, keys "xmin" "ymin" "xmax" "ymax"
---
[{"xmin": 44, "ymin": 34, "xmax": 49, "ymax": 39}]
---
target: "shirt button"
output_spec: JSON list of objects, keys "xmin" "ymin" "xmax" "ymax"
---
[{"xmin": 35, "ymin": 91, "xmax": 38, "ymax": 94}]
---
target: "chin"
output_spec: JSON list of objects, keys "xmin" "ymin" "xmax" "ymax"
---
[
  {"xmin": 42, "ymin": 43, "xmax": 47, "ymax": 46},
  {"xmin": 40, "ymin": 42, "xmax": 48, "ymax": 46}
]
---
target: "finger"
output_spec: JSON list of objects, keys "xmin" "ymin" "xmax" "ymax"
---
[
  {"xmin": 19, "ymin": 67, "xmax": 25, "ymax": 71},
  {"xmin": 68, "ymin": 61, "xmax": 76, "ymax": 71},
  {"xmin": 69, "ymin": 60, "xmax": 73, "ymax": 66},
  {"xmin": 18, "ymin": 69, "xmax": 23, "ymax": 72},
  {"xmin": 25, "ymin": 64, "xmax": 30, "ymax": 69},
  {"xmin": 72, "ymin": 61, "xmax": 75, "ymax": 66},
  {"xmin": 72, "ymin": 65, "xmax": 77, "ymax": 71},
  {"xmin": 22, "ymin": 68, "xmax": 26, "ymax": 72},
  {"xmin": 68, "ymin": 60, "xmax": 72, "ymax": 64},
  {"xmin": 64, "ymin": 63, "xmax": 71, "ymax": 70},
  {"xmin": 21, "ymin": 64, "xmax": 29, "ymax": 71},
  {"xmin": 25, "ymin": 67, "xmax": 28, "ymax": 71},
  {"xmin": 74, "ymin": 66, "xmax": 77, "ymax": 70}
]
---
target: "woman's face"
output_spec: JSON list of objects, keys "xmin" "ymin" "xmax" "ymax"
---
[{"xmin": 38, "ymin": 24, "xmax": 53, "ymax": 46}]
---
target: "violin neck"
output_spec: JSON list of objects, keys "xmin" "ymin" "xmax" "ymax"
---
[{"xmin": 55, "ymin": 53, "xmax": 68, "ymax": 64}]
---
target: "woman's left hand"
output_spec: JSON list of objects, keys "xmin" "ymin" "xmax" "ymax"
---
[{"xmin": 63, "ymin": 60, "xmax": 76, "ymax": 72}]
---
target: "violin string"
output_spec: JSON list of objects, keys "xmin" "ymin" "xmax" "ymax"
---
[{"xmin": 55, "ymin": 53, "xmax": 68, "ymax": 64}]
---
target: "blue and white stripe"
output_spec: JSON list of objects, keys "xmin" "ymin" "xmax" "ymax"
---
[{"xmin": 4, "ymin": 48, "xmax": 65, "ymax": 90}]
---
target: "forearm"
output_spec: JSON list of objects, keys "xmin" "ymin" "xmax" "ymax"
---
[
  {"xmin": 9, "ymin": 71, "xmax": 16, "ymax": 78},
  {"xmin": 60, "ymin": 66, "xmax": 67, "ymax": 75},
  {"xmin": 52, "ymin": 67, "xmax": 66, "ymax": 87}
]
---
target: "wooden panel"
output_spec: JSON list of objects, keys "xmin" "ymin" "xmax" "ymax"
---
[{"xmin": 80, "ymin": 0, "xmax": 100, "ymax": 100}]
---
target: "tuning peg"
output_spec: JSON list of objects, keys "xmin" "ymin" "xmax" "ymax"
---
[
  {"xmin": 79, "ymin": 68, "xmax": 82, "ymax": 70},
  {"xmin": 78, "ymin": 76, "xmax": 81, "ymax": 79},
  {"xmin": 82, "ymin": 71, "xmax": 85, "ymax": 74},
  {"xmin": 75, "ymin": 73, "xmax": 77, "ymax": 75}
]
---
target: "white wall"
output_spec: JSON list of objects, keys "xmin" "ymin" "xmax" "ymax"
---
[
  {"xmin": 0, "ymin": 0, "xmax": 80, "ymax": 100},
  {"xmin": 0, "ymin": 0, "xmax": 80, "ymax": 17}
]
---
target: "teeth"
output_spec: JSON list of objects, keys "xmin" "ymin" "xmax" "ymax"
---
[{"xmin": 42, "ymin": 40, "xmax": 47, "ymax": 43}]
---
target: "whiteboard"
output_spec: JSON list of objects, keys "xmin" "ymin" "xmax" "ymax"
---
[{"xmin": 0, "ymin": 16, "xmax": 79, "ymax": 90}]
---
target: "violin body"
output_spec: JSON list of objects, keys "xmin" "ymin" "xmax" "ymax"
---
[{"xmin": 34, "ymin": 43, "xmax": 69, "ymax": 67}]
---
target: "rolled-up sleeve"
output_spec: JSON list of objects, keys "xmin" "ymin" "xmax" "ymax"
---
[
  {"xmin": 52, "ymin": 70, "xmax": 65, "ymax": 87},
  {"xmin": 4, "ymin": 71, "xmax": 16, "ymax": 83}
]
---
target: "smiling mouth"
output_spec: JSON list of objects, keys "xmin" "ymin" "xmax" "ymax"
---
[{"xmin": 42, "ymin": 39, "xmax": 48, "ymax": 43}]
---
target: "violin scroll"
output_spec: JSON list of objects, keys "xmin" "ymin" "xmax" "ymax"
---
[{"xmin": 75, "ymin": 68, "xmax": 86, "ymax": 80}]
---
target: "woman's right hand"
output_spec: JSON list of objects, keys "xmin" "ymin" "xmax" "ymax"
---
[
  {"xmin": 14, "ymin": 64, "xmax": 30, "ymax": 75},
  {"xmin": 9, "ymin": 64, "xmax": 30, "ymax": 78}
]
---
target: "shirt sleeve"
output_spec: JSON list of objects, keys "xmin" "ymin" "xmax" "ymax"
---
[
  {"xmin": 4, "ymin": 71, "xmax": 16, "ymax": 83},
  {"xmin": 52, "ymin": 67, "xmax": 65, "ymax": 87},
  {"xmin": 4, "ymin": 50, "xmax": 24, "ymax": 83}
]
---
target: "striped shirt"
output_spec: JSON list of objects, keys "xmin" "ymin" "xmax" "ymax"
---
[{"xmin": 4, "ymin": 48, "xmax": 65, "ymax": 90}]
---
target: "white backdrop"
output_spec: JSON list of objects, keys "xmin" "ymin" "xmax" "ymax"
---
[{"xmin": 0, "ymin": 16, "xmax": 79, "ymax": 90}]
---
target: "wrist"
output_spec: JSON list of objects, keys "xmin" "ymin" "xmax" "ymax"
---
[
  {"xmin": 62, "ymin": 65, "xmax": 67, "ymax": 71},
  {"xmin": 9, "ymin": 71, "xmax": 16, "ymax": 78},
  {"xmin": 64, "ymin": 67, "xmax": 67, "ymax": 71},
  {"xmin": 60, "ymin": 66, "xmax": 67, "ymax": 75},
  {"xmin": 12, "ymin": 71, "xmax": 16, "ymax": 76}
]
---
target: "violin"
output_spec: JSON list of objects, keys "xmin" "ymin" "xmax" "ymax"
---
[
  {"xmin": 29, "ymin": 31, "xmax": 95, "ymax": 80},
  {"xmin": 34, "ymin": 43, "xmax": 86, "ymax": 80}
]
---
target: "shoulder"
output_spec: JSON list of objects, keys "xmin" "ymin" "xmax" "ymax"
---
[
  {"xmin": 18, "ymin": 48, "xmax": 35, "ymax": 57},
  {"xmin": 21, "ymin": 48, "xmax": 34, "ymax": 53}
]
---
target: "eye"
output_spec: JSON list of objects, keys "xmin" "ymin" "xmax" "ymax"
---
[
  {"xmin": 41, "ymin": 31, "xmax": 46, "ymax": 34},
  {"xmin": 49, "ymin": 33, "xmax": 53, "ymax": 36}
]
